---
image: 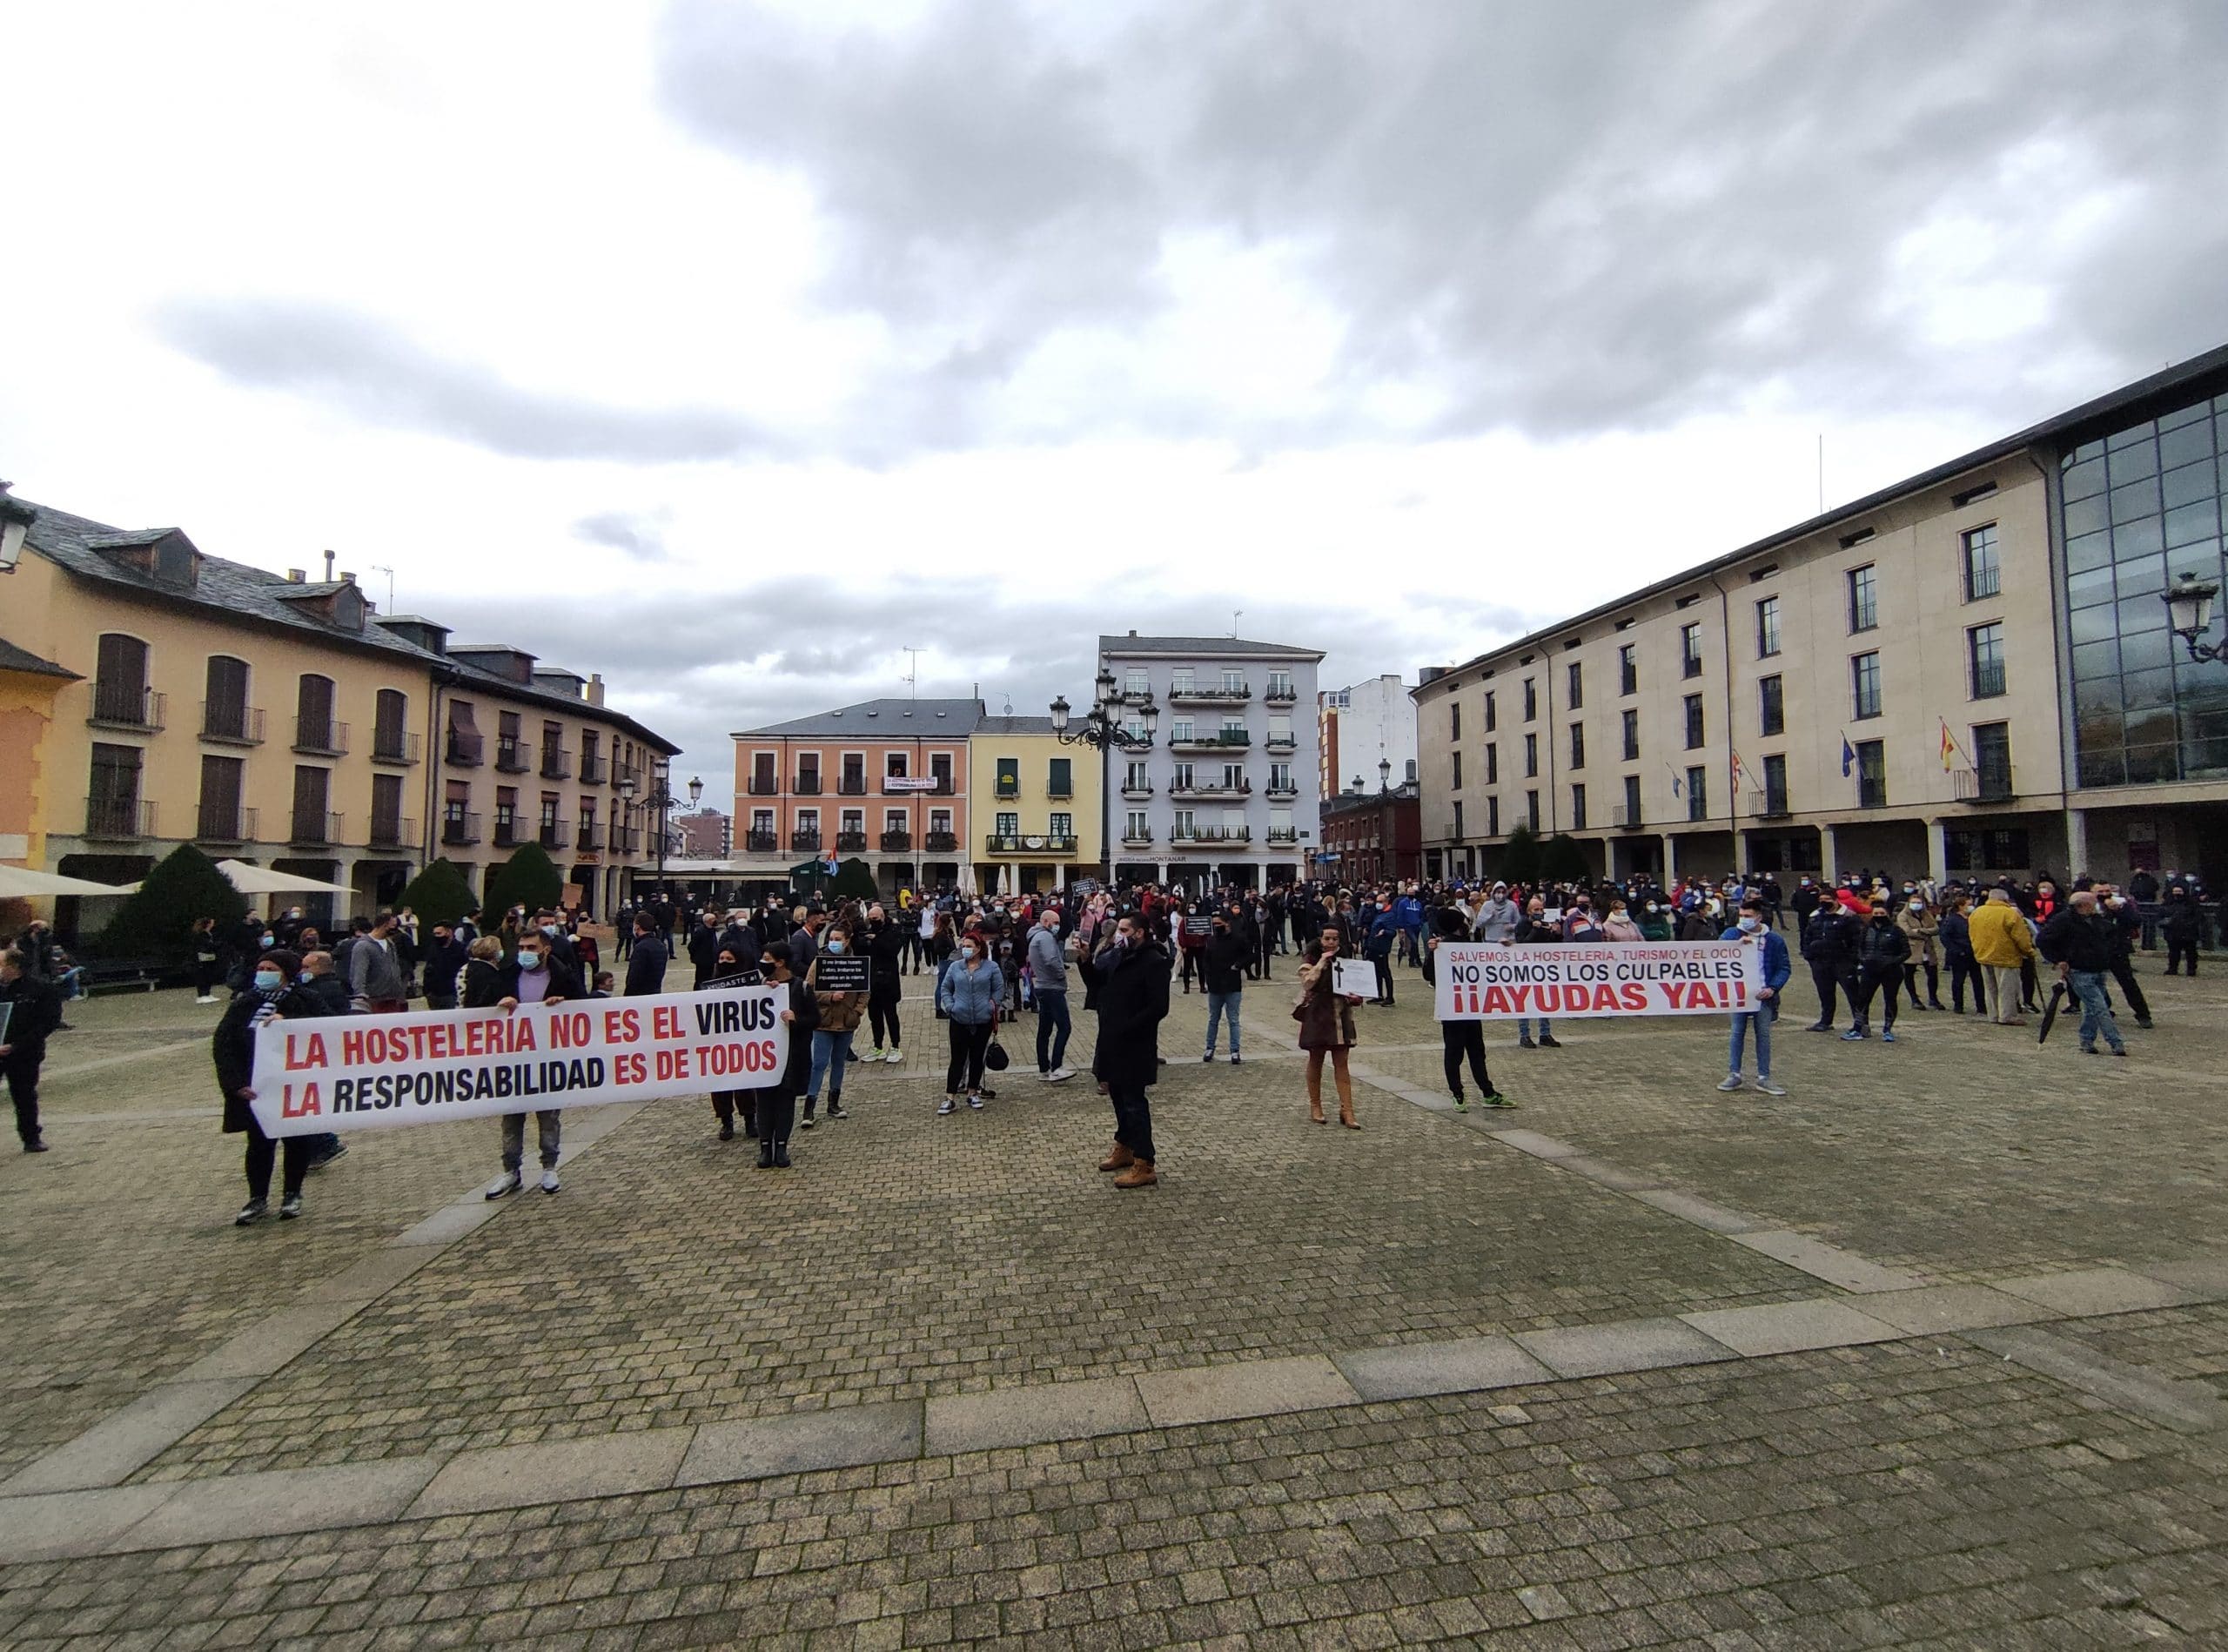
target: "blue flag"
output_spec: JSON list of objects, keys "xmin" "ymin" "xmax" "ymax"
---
[{"xmin": 1840, "ymin": 735, "xmax": 1856, "ymax": 777}]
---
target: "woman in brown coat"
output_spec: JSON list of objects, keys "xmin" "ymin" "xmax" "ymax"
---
[{"xmin": 1295, "ymin": 923, "xmax": 1363, "ymax": 1129}]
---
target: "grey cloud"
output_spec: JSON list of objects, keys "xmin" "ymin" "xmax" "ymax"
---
[
  {"xmin": 659, "ymin": 0, "xmax": 2228, "ymax": 447},
  {"xmin": 427, "ymin": 577, "xmax": 1540, "ymax": 796},
  {"xmin": 155, "ymin": 298, "xmax": 779, "ymax": 463},
  {"xmin": 574, "ymin": 510, "xmax": 672, "ymax": 561}
]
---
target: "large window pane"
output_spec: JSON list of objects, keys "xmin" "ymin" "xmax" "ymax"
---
[
  {"xmin": 2064, "ymin": 494, "xmax": 2110, "ymax": 540},
  {"xmin": 2112, "ymin": 515, "xmax": 2164, "ymax": 560},
  {"xmin": 2068, "ymin": 602, "xmax": 2117, "ymax": 646},
  {"xmin": 2071, "ymin": 639, "xmax": 2120, "ymax": 680},
  {"xmin": 2114, "ymin": 553, "xmax": 2165, "ymax": 598},
  {"xmin": 2161, "ymin": 458, "xmax": 2218, "ymax": 510},
  {"xmin": 2159, "ymin": 418, "xmax": 2212, "ymax": 468},
  {"xmin": 2124, "ymin": 742, "xmax": 2179, "ymax": 783},
  {"xmin": 2066, "ymin": 564, "xmax": 2116, "ymax": 609},
  {"xmin": 2110, "ymin": 480, "xmax": 2159, "ymax": 523},
  {"xmin": 2159, "ymin": 400, "xmax": 2208, "ymax": 433},
  {"xmin": 2077, "ymin": 749, "xmax": 2126, "ymax": 787},
  {"xmin": 2121, "ymin": 668, "xmax": 2177, "ymax": 711},
  {"xmin": 2109, "ymin": 440, "xmax": 2158, "ymax": 482},
  {"xmin": 2061, "ymin": 456, "xmax": 2108, "ymax": 500},
  {"xmin": 2107, "ymin": 420, "xmax": 2156, "ymax": 453},
  {"xmin": 2164, "ymin": 499, "xmax": 2219, "ymax": 547},
  {"xmin": 2066, "ymin": 528, "xmax": 2113, "ymax": 573},
  {"xmin": 2119, "ymin": 628, "xmax": 2174, "ymax": 674}
]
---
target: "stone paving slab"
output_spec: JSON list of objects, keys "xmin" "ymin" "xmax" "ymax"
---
[
  {"xmin": 1994, "ymin": 1266, "xmax": 2199, "ymax": 1318},
  {"xmin": 1513, "ymin": 1315, "xmax": 1740, "ymax": 1377},
  {"xmin": 0, "ymin": 1378, "xmax": 255, "ymax": 1496},
  {"xmin": 109, "ymin": 1457, "xmax": 440, "ymax": 1551},
  {"xmin": 1965, "ymin": 1324, "xmax": 2228, "ymax": 1434},
  {"xmin": 2135, "ymin": 1253, "xmax": 2228, "ymax": 1299},
  {"xmin": 1729, "ymin": 1228, "xmax": 1929, "ymax": 1292},
  {"xmin": 169, "ymin": 1300, "xmax": 368, "ymax": 1382},
  {"xmin": 1681, "ymin": 1299, "xmax": 1903, "ymax": 1358},
  {"xmin": 923, "ymin": 1377, "xmax": 1146, "ymax": 1455},
  {"xmin": 676, "ymin": 1400, "xmax": 923, "ymax": 1484},
  {"xmin": 1333, "ymin": 1333, "xmax": 1554, "ymax": 1400},
  {"xmin": 1554, "ymin": 1152, "xmax": 1666, "ymax": 1192},
  {"xmin": 1855, "ymin": 1282, "xmax": 2058, "ymax": 1334},
  {"xmin": 1134, "ymin": 1354, "xmax": 1359, "ymax": 1427},
  {"xmin": 1627, "ymin": 1185, "xmax": 1766, "ymax": 1232},
  {"xmin": 409, "ymin": 1426, "xmax": 695, "ymax": 1517},
  {"xmin": 0, "ymin": 1484, "xmax": 177, "ymax": 1564}
]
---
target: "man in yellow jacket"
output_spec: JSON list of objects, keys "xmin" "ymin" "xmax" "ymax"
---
[{"xmin": 1965, "ymin": 889, "xmax": 2037, "ymax": 1025}]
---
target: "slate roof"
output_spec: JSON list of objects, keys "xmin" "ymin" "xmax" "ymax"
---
[
  {"xmin": 732, "ymin": 698, "xmax": 984, "ymax": 738},
  {"xmin": 1097, "ymin": 634, "xmax": 1325, "ymax": 661},
  {"xmin": 973, "ymin": 715, "xmax": 1059, "ymax": 737},
  {"xmin": 18, "ymin": 499, "xmax": 679, "ymax": 754},
  {"xmin": 0, "ymin": 638, "xmax": 80, "ymax": 680}
]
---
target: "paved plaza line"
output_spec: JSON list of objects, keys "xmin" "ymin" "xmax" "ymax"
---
[
  {"xmin": 0, "ymin": 1257, "xmax": 2220, "ymax": 1564},
  {"xmin": 43, "ymin": 1036, "xmax": 212, "ymax": 1081}
]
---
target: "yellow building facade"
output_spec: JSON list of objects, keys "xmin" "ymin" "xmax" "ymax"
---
[{"xmin": 966, "ymin": 716, "xmax": 1104, "ymax": 893}]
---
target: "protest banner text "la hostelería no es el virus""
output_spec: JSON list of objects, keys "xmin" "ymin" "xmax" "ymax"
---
[{"xmin": 248, "ymin": 988, "xmax": 789, "ymax": 1138}]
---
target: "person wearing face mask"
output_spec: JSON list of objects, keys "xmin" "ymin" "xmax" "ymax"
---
[
  {"xmin": 1512, "ymin": 898, "xmax": 1563, "ymax": 1049},
  {"xmin": 687, "ymin": 907, "xmax": 721, "ymax": 990},
  {"xmin": 2097, "ymin": 885, "xmax": 2153, "ymax": 1030},
  {"xmin": 1027, "ymin": 906, "xmax": 1076, "ymax": 1081},
  {"xmin": 2159, "ymin": 882, "xmax": 2202, "ymax": 976},
  {"xmin": 746, "ymin": 942, "xmax": 816, "ymax": 1167},
  {"xmin": 1561, "ymin": 894, "xmax": 1606, "ymax": 944},
  {"xmin": 1938, "ymin": 891, "xmax": 1982, "ymax": 1014},
  {"xmin": 2038, "ymin": 890, "xmax": 2129, "ymax": 1057},
  {"xmin": 481, "ymin": 929, "xmax": 586, "ymax": 1199},
  {"xmin": 420, "ymin": 921, "xmax": 468, "ymax": 1011},
  {"xmin": 1601, "ymin": 897, "xmax": 1642, "ymax": 943},
  {"xmin": 1201, "ymin": 907, "xmax": 1250, "ymax": 1064},
  {"xmin": 346, "ymin": 910, "xmax": 409, "ymax": 1014},
  {"xmin": 1093, "ymin": 912, "xmax": 1171, "ymax": 1185},
  {"xmin": 1843, "ymin": 900, "xmax": 1910, "ymax": 1042},
  {"xmin": 801, "ymin": 923, "xmax": 863, "ymax": 1126},
  {"xmin": 214, "ymin": 948, "xmax": 334, "ymax": 1224},
  {"xmin": 861, "ymin": 904, "xmax": 907, "ymax": 1064},
  {"xmin": 1636, "ymin": 899, "xmax": 1674, "ymax": 943},
  {"xmin": 936, "ymin": 929, "xmax": 1004, "ymax": 1112},
  {"xmin": 1895, "ymin": 895, "xmax": 1944, "ymax": 1011},
  {"xmin": 1717, "ymin": 899, "xmax": 1790, "ymax": 1095},
  {"xmin": 702, "ymin": 944, "xmax": 764, "ymax": 1141}
]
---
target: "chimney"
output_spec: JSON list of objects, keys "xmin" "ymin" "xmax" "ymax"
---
[
  {"xmin": 322, "ymin": 549, "xmax": 336, "ymax": 581},
  {"xmin": 585, "ymin": 672, "xmax": 606, "ymax": 707},
  {"xmin": 286, "ymin": 568, "xmax": 306, "ymax": 583},
  {"xmin": 339, "ymin": 569, "xmax": 355, "ymax": 585}
]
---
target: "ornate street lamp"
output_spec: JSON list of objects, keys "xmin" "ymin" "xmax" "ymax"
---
[
  {"xmin": 618, "ymin": 765, "xmax": 685, "ymax": 899},
  {"xmin": 1053, "ymin": 669, "xmax": 1157, "ymax": 882},
  {"xmin": 2165, "ymin": 572, "xmax": 2225, "ymax": 664}
]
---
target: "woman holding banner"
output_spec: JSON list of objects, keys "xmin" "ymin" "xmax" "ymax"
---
[
  {"xmin": 1295, "ymin": 925, "xmax": 1363, "ymax": 1128},
  {"xmin": 215, "ymin": 947, "xmax": 330, "ymax": 1226}
]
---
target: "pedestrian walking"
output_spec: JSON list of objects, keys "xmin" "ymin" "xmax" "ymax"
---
[
  {"xmin": 1, "ymin": 948, "xmax": 62, "ymax": 1152},
  {"xmin": 2040, "ymin": 890, "xmax": 2128, "ymax": 1057},
  {"xmin": 1423, "ymin": 916, "xmax": 1507, "ymax": 1111}
]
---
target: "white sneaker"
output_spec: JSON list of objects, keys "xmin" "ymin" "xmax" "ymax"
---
[
  {"xmin": 1047, "ymin": 1068, "xmax": 1075, "ymax": 1083},
  {"xmin": 867, "ymin": 1046, "xmax": 885, "ymax": 1061},
  {"xmin": 1755, "ymin": 1079, "xmax": 1788, "ymax": 1097},
  {"xmin": 1715, "ymin": 1075, "xmax": 1743, "ymax": 1091},
  {"xmin": 539, "ymin": 1168, "xmax": 560, "ymax": 1194},
  {"xmin": 937, "ymin": 1096, "xmax": 957, "ymax": 1116},
  {"xmin": 196, "ymin": 996, "xmax": 216, "ymax": 1005},
  {"xmin": 485, "ymin": 1170, "xmax": 521, "ymax": 1199},
  {"xmin": 885, "ymin": 1049, "xmax": 903, "ymax": 1064}
]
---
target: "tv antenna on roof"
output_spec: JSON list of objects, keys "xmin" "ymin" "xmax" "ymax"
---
[
  {"xmin": 1231, "ymin": 608, "xmax": 1242, "ymax": 638},
  {"xmin": 369, "ymin": 564, "xmax": 396, "ymax": 610},
  {"xmin": 902, "ymin": 646, "xmax": 922, "ymax": 703}
]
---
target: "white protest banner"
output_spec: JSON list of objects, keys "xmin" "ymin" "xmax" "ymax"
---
[
  {"xmin": 1432, "ymin": 941, "xmax": 1760, "ymax": 1020},
  {"xmin": 248, "ymin": 988, "xmax": 789, "ymax": 1138}
]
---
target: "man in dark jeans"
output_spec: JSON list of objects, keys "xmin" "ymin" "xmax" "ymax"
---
[
  {"xmin": 1092, "ymin": 914, "xmax": 1170, "ymax": 1188},
  {"xmin": 1202, "ymin": 908, "xmax": 1251, "ymax": 1064},
  {"xmin": 1026, "ymin": 907, "xmax": 1074, "ymax": 1081},
  {"xmin": 0, "ymin": 948, "xmax": 62, "ymax": 1152}
]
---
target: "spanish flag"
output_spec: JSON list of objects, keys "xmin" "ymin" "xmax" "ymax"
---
[{"xmin": 1939, "ymin": 718, "xmax": 1955, "ymax": 772}]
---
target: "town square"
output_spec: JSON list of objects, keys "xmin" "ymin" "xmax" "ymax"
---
[{"xmin": 6, "ymin": 3, "xmax": 2228, "ymax": 1647}]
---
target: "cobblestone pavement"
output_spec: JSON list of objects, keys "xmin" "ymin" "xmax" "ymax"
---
[
  {"xmin": 3, "ymin": 946, "xmax": 2226, "ymax": 1646},
  {"xmin": 8, "ymin": 1341, "xmax": 2227, "ymax": 1649}
]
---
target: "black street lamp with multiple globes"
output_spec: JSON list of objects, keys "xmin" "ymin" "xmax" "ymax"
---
[
  {"xmin": 1051, "ymin": 668, "xmax": 1158, "ymax": 883},
  {"xmin": 2165, "ymin": 571, "xmax": 2225, "ymax": 664}
]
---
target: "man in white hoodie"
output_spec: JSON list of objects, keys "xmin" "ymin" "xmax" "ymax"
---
[{"xmin": 1472, "ymin": 883, "xmax": 1522, "ymax": 944}]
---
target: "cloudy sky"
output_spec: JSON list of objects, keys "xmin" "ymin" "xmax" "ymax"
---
[{"xmin": 7, "ymin": 1, "xmax": 2225, "ymax": 793}]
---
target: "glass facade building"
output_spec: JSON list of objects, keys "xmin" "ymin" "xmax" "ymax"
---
[{"xmin": 2061, "ymin": 388, "xmax": 2228, "ymax": 786}]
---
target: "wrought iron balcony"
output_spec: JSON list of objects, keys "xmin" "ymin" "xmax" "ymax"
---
[
  {"xmin": 372, "ymin": 729, "xmax": 420, "ymax": 765},
  {"xmin": 292, "ymin": 717, "xmax": 349, "ymax": 756},
  {"xmin": 1119, "ymin": 782, "xmax": 1154, "ymax": 799},
  {"xmin": 745, "ymin": 829, "xmax": 779, "ymax": 853},
  {"xmin": 790, "ymin": 829, "xmax": 822, "ymax": 852},
  {"xmin": 200, "ymin": 702, "xmax": 265, "ymax": 745},
  {"xmin": 925, "ymin": 831, "xmax": 959, "ymax": 854},
  {"xmin": 1264, "ymin": 685, "xmax": 1299, "ymax": 704},
  {"xmin": 195, "ymin": 802, "xmax": 256, "ymax": 843},
  {"xmin": 1169, "ymin": 825, "xmax": 1252, "ymax": 844},
  {"xmin": 1121, "ymin": 828, "xmax": 1154, "ymax": 845},
  {"xmin": 493, "ymin": 739, "xmax": 531, "ymax": 773},
  {"xmin": 492, "ymin": 818, "xmax": 520, "ymax": 848},
  {"xmin": 84, "ymin": 796, "xmax": 156, "ymax": 839},
  {"xmin": 792, "ymin": 776, "xmax": 822, "ymax": 795},
  {"xmin": 1167, "ymin": 683, "xmax": 1251, "ymax": 703},
  {"xmin": 986, "ymin": 834, "xmax": 1078, "ymax": 856},
  {"xmin": 1170, "ymin": 730, "xmax": 1251, "ymax": 753},
  {"xmin": 540, "ymin": 748, "xmax": 573, "ymax": 780},
  {"xmin": 580, "ymin": 753, "xmax": 607, "ymax": 783},
  {"xmin": 1265, "ymin": 783, "xmax": 1298, "ymax": 801},
  {"xmin": 89, "ymin": 684, "xmax": 164, "ymax": 731},
  {"xmin": 539, "ymin": 823, "xmax": 568, "ymax": 850},
  {"xmin": 441, "ymin": 811, "xmax": 482, "ymax": 846},
  {"xmin": 369, "ymin": 814, "xmax": 414, "ymax": 849},
  {"xmin": 291, "ymin": 809, "xmax": 344, "ymax": 848},
  {"xmin": 836, "ymin": 831, "xmax": 868, "ymax": 853},
  {"xmin": 1953, "ymin": 764, "xmax": 2016, "ymax": 804},
  {"xmin": 747, "ymin": 776, "xmax": 780, "ymax": 795},
  {"xmin": 446, "ymin": 731, "xmax": 484, "ymax": 767},
  {"xmin": 836, "ymin": 777, "xmax": 869, "ymax": 796},
  {"xmin": 880, "ymin": 829, "xmax": 913, "ymax": 852},
  {"xmin": 578, "ymin": 823, "xmax": 602, "ymax": 850}
]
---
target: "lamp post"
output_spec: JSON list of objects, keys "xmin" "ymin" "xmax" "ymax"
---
[
  {"xmin": 2165, "ymin": 572, "xmax": 2225, "ymax": 664},
  {"xmin": 617, "ymin": 765, "xmax": 686, "ymax": 903},
  {"xmin": 1051, "ymin": 668, "xmax": 1158, "ymax": 886}
]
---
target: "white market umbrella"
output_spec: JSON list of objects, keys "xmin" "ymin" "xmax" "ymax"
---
[
  {"xmin": 213, "ymin": 859, "xmax": 355, "ymax": 896},
  {"xmin": 0, "ymin": 863, "xmax": 138, "ymax": 898}
]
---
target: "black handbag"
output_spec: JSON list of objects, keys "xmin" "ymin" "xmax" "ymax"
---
[{"xmin": 984, "ymin": 1037, "xmax": 1010, "ymax": 1071}]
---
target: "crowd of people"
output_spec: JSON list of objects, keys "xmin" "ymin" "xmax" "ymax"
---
[{"xmin": 0, "ymin": 861, "xmax": 2214, "ymax": 1219}]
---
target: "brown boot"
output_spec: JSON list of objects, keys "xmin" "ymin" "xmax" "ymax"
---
[
  {"xmin": 1112, "ymin": 1158, "xmax": 1157, "ymax": 1189},
  {"xmin": 1098, "ymin": 1141, "xmax": 1135, "ymax": 1172}
]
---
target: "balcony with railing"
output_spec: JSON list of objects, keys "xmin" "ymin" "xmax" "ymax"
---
[
  {"xmin": 538, "ymin": 823, "xmax": 568, "ymax": 850},
  {"xmin": 577, "ymin": 822, "xmax": 601, "ymax": 850},
  {"xmin": 493, "ymin": 738, "xmax": 531, "ymax": 773},
  {"xmin": 1170, "ymin": 824, "xmax": 1252, "ymax": 844},
  {"xmin": 1953, "ymin": 763, "xmax": 2017, "ymax": 804},
  {"xmin": 90, "ymin": 684, "xmax": 165, "ymax": 731},
  {"xmin": 371, "ymin": 729, "xmax": 420, "ymax": 766},
  {"xmin": 836, "ymin": 830, "xmax": 868, "ymax": 853},
  {"xmin": 1265, "ymin": 828, "xmax": 1298, "ymax": 844},
  {"xmin": 836, "ymin": 776, "xmax": 869, "ymax": 796},
  {"xmin": 1119, "ymin": 781, "xmax": 1154, "ymax": 799},
  {"xmin": 369, "ymin": 814, "xmax": 414, "ymax": 849},
  {"xmin": 747, "ymin": 776, "xmax": 780, "ymax": 796},
  {"xmin": 880, "ymin": 829, "xmax": 913, "ymax": 853},
  {"xmin": 540, "ymin": 746, "xmax": 573, "ymax": 780},
  {"xmin": 924, "ymin": 830, "xmax": 958, "ymax": 854},
  {"xmin": 1750, "ymin": 789, "xmax": 1791, "ymax": 820},
  {"xmin": 292, "ymin": 716, "xmax": 349, "ymax": 756},
  {"xmin": 1170, "ymin": 731, "xmax": 1252, "ymax": 754},
  {"xmin": 744, "ymin": 829, "xmax": 779, "ymax": 853},
  {"xmin": 994, "ymin": 781, "xmax": 1021, "ymax": 801},
  {"xmin": 792, "ymin": 775, "xmax": 822, "ymax": 795},
  {"xmin": 446, "ymin": 730, "xmax": 484, "ymax": 767},
  {"xmin": 608, "ymin": 823, "xmax": 641, "ymax": 853},
  {"xmin": 492, "ymin": 816, "xmax": 520, "ymax": 848},
  {"xmin": 1264, "ymin": 684, "xmax": 1299, "ymax": 704},
  {"xmin": 291, "ymin": 809, "xmax": 343, "ymax": 848},
  {"xmin": 1264, "ymin": 733, "xmax": 1297, "ymax": 751},
  {"xmin": 200, "ymin": 702, "xmax": 265, "ymax": 746},
  {"xmin": 195, "ymin": 802, "xmax": 257, "ymax": 843},
  {"xmin": 1971, "ymin": 659, "xmax": 2007, "ymax": 700},
  {"xmin": 441, "ymin": 810, "xmax": 482, "ymax": 846},
  {"xmin": 1120, "ymin": 827, "xmax": 1154, "ymax": 845},
  {"xmin": 790, "ymin": 829, "xmax": 822, "ymax": 852},
  {"xmin": 1168, "ymin": 682, "xmax": 1251, "ymax": 704},
  {"xmin": 85, "ymin": 796, "xmax": 156, "ymax": 839},
  {"xmin": 1265, "ymin": 782, "xmax": 1298, "ymax": 801},
  {"xmin": 985, "ymin": 834, "xmax": 1078, "ymax": 856},
  {"xmin": 580, "ymin": 752, "xmax": 607, "ymax": 783},
  {"xmin": 1170, "ymin": 779, "xmax": 1251, "ymax": 801}
]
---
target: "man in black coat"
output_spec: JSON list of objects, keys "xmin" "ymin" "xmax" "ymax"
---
[
  {"xmin": 625, "ymin": 912, "xmax": 671, "ymax": 997},
  {"xmin": 420, "ymin": 921, "xmax": 469, "ymax": 1010},
  {"xmin": 1800, "ymin": 900, "xmax": 1860, "ymax": 1031},
  {"xmin": 1093, "ymin": 913, "xmax": 1170, "ymax": 1187},
  {"xmin": 1, "ymin": 948, "xmax": 64, "ymax": 1152}
]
